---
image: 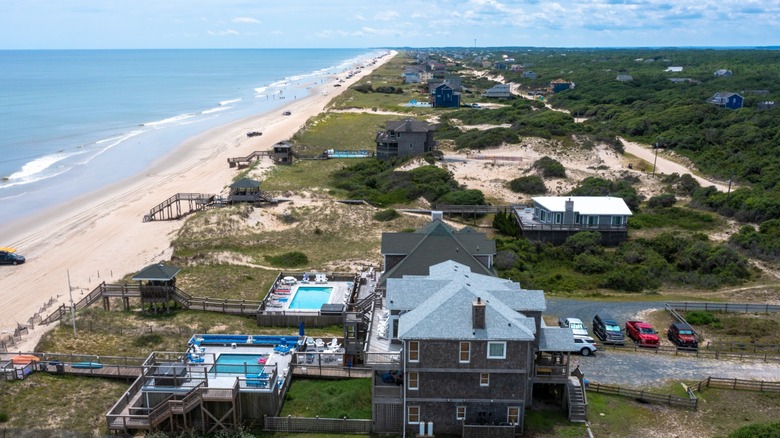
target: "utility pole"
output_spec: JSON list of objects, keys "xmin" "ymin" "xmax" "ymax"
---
[
  {"xmin": 67, "ymin": 270, "xmax": 77, "ymax": 338},
  {"xmin": 652, "ymin": 138, "xmax": 659, "ymax": 177}
]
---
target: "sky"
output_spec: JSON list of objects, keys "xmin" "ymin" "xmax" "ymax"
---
[{"xmin": 1, "ymin": 0, "xmax": 778, "ymax": 50}]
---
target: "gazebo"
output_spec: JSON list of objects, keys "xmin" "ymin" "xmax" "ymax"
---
[
  {"xmin": 228, "ymin": 178, "xmax": 269, "ymax": 204},
  {"xmin": 132, "ymin": 263, "xmax": 181, "ymax": 313}
]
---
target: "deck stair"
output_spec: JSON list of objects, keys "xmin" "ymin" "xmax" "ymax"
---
[
  {"xmin": 567, "ymin": 376, "xmax": 587, "ymax": 422},
  {"xmin": 144, "ymin": 193, "xmax": 218, "ymax": 222}
]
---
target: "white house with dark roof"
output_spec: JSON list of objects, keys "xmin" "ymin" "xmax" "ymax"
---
[
  {"xmin": 370, "ymin": 261, "xmax": 583, "ymax": 435},
  {"xmin": 513, "ymin": 196, "xmax": 633, "ymax": 246}
]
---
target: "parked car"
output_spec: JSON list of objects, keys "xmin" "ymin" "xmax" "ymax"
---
[
  {"xmin": 668, "ymin": 323, "xmax": 698, "ymax": 349},
  {"xmin": 246, "ymin": 131, "xmax": 262, "ymax": 137},
  {"xmin": 0, "ymin": 247, "xmax": 25, "ymax": 265},
  {"xmin": 593, "ymin": 313, "xmax": 625, "ymax": 345},
  {"xmin": 625, "ymin": 320, "xmax": 659, "ymax": 347},
  {"xmin": 282, "ymin": 111, "xmax": 292, "ymax": 116},
  {"xmin": 558, "ymin": 317, "xmax": 589, "ymax": 338},
  {"xmin": 573, "ymin": 336, "xmax": 598, "ymax": 356}
]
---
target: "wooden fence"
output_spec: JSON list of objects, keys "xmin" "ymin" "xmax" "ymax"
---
[
  {"xmin": 692, "ymin": 376, "xmax": 780, "ymax": 393},
  {"xmin": 597, "ymin": 343, "xmax": 780, "ymax": 362},
  {"xmin": 586, "ymin": 382, "xmax": 698, "ymax": 410},
  {"xmin": 264, "ymin": 415, "xmax": 372, "ymax": 434},
  {"xmin": 666, "ymin": 301, "xmax": 780, "ymax": 313}
]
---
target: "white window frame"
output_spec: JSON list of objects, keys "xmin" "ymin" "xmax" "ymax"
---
[
  {"xmin": 408, "ymin": 371, "xmax": 419, "ymax": 391},
  {"xmin": 456, "ymin": 406, "xmax": 466, "ymax": 420},
  {"xmin": 507, "ymin": 406, "xmax": 520, "ymax": 425},
  {"xmin": 459, "ymin": 342, "xmax": 471, "ymax": 363},
  {"xmin": 408, "ymin": 341, "xmax": 420, "ymax": 362},
  {"xmin": 408, "ymin": 406, "xmax": 420, "ymax": 424},
  {"xmin": 487, "ymin": 341, "xmax": 506, "ymax": 359},
  {"xmin": 555, "ymin": 212, "xmax": 562, "ymax": 224},
  {"xmin": 480, "ymin": 373, "xmax": 490, "ymax": 387}
]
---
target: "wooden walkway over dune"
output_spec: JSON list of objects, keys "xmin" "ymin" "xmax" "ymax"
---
[
  {"xmin": 40, "ymin": 282, "xmax": 264, "ymax": 326},
  {"xmin": 227, "ymin": 150, "xmax": 273, "ymax": 168},
  {"xmin": 1, "ymin": 352, "xmax": 144, "ymax": 380}
]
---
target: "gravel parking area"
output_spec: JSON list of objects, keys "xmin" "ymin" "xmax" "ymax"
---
[{"xmin": 546, "ymin": 298, "xmax": 665, "ymax": 327}]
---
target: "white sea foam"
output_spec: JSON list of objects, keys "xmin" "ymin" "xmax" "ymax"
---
[
  {"xmin": 219, "ymin": 98, "xmax": 242, "ymax": 106},
  {"xmin": 202, "ymin": 106, "xmax": 231, "ymax": 115},
  {"xmin": 1, "ymin": 151, "xmax": 83, "ymax": 188},
  {"xmin": 141, "ymin": 113, "xmax": 196, "ymax": 127},
  {"xmin": 82, "ymin": 130, "xmax": 144, "ymax": 164},
  {"xmin": 254, "ymin": 86, "xmax": 267, "ymax": 94}
]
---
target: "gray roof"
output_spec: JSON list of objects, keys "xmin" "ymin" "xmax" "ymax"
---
[
  {"xmin": 230, "ymin": 178, "xmax": 261, "ymax": 189},
  {"xmin": 380, "ymin": 220, "xmax": 495, "ymax": 284},
  {"xmin": 395, "ymin": 262, "xmax": 536, "ymax": 341},
  {"xmin": 539, "ymin": 325, "xmax": 576, "ymax": 352},
  {"xmin": 132, "ymin": 264, "xmax": 181, "ymax": 281},
  {"xmin": 386, "ymin": 119, "xmax": 432, "ymax": 133}
]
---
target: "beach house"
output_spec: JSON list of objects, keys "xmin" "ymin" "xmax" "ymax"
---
[
  {"xmin": 375, "ymin": 119, "xmax": 436, "ymax": 160},
  {"xmin": 482, "ymin": 83, "xmax": 512, "ymax": 98},
  {"xmin": 707, "ymin": 92, "xmax": 744, "ymax": 110},
  {"xmin": 431, "ymin": 83, "xmax": 460, "ymax": 108},
  {"xmin": 371, "ymin": 261, "xmax": 583, "ymax": 435},
  {"xmin": 513, "ymin": 196, "xmax": 632, "ymax": 246}
]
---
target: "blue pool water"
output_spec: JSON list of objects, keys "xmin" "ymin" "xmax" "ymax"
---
[
  {"xmin": 213, "ymin": 354, "xmax": 266, "ymax": 374},
  {"xmin": 288, "ymin": 286, "xmax": 334, "ymax": 310}
]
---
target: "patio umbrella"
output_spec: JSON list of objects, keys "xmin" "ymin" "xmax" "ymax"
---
[{"xmin": 299, "ymin": 321, "xmax": 305, "ymax": 337}]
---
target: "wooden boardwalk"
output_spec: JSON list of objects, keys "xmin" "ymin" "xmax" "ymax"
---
[
  {"xmin": 143, "ymin": 193, "xmax": 220, "ymax": 222},
  {"xmin": 227, "ymin": 150, "xmax": 272, "ymax": 168}
]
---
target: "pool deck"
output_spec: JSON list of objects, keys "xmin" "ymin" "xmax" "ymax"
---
[{"xmin": 266, "ymin": 280, "xmax": 351, "ymax": 311}]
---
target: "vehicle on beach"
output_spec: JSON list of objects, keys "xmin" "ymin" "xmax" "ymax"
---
[
  {"xmin": 0, "ymin": 247, "xmax": 25, "ymax": 265},
  {"xmin": 333, "ymin": 84, "xmax": 341, "ymax": 87},
  {"xmin": 246, "ymin": 131, "xmax": 262, "ymax": 137},
  {"xmin": 282, "ymin": 111, "xmax": 291, "ymax": 116}
]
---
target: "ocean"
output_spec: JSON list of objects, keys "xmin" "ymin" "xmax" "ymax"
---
[{"xmin": 0, "ymin": 48, "xmax": 379, "ymax": 228}]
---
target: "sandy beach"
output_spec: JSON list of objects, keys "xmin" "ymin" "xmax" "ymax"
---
[{"xmin": 0, "ymin": 51, "xmax": 395, "ymax": 349}]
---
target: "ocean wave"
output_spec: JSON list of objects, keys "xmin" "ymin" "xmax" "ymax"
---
[
  {"xmin": 1, "ymin": 151, "xmax": 82, "ymax": 188},
  {"xmin": 202, "ymin": 106, "xmax": 232, "ymax": 115},
  {"xmin": 219, "ymin": 98, "xmax": 242, "ymax": 106},
  {"xmin": 254, "ymin": 86, "xmax": 267, "ymax": 94},
  {"xmin": 82, "ymin": 130, "xmax": 144, "ymax": 164},
  {"xmin": 141, "ymin": 113, "xmax": 197, "ymax": 127}
]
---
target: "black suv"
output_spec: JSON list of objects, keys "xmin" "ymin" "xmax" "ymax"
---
[
  {"xmin": 593, "ymin": 313, "xmax": 625, "ymax": 345},
  {"xmin": 0, "ymin": 250, "xmax": 25, "ymax": 265}
]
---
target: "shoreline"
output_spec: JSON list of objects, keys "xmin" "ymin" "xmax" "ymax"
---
[{"xmin": 0, "ymin": 51, "xmax": 395, "ymax": 348}]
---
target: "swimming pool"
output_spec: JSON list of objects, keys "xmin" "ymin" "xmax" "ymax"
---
[
  {"xmin": 288, "ymin": 286, "xmax": 334, "ymax": 310},
  {"xmin": 213, "ymin": 354, "xmax": 267, "ymax": 374}
]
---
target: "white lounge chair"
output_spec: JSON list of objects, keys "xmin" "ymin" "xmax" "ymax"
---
[
  {"xmin": 314, "ymin": 338, "xmax": 325, "ymax": 350},
  {"xmin": 315, "ymin": 273, "xmax": 328, "ymax": 284},
  {"xmin": 328, "ymin": 338, "xmax": 341, "ymax": 350}
]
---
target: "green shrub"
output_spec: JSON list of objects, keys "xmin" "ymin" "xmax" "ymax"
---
[
  {"xmin": 493, "ymin": 211, "xmax": 520, "ymax": 236},
  {"xmin": 533, "ymin": 156, "xmax": 566, "ymax": 178},
  {"xmin": 728, "ymin": 421, "xmax": 780, "ymax": 438},
  {"xmin": 265, "ymin": 251, "xmax": 309, "ymax": 267},
  {"xmin": 509, "ymin": 175, "xmax": 547, "ymax": 194},
  {"xmin": 685, "ymin": 310, "xmax": 720, "ymax": 326},
  {"xmin": 374, "ymin": 209, "xmax": 401, "ymax": 221},
  {"xmin": 437, "ymin": 189, "xmax": 486, "ymax": 205},
  {"xmin": 648, "ymin": 193, "xmax": 677, "ymax": 208},
  {"xmin": 454, "ymin": 127, "xmax": 520, "ymax": 150},
  {"xmin": 0, "ymin": 412, "xmax": 9, "ymax": 423},
  {"xmin": 573, "ymin": 253, "xmax": 612, "ymax": 274}
]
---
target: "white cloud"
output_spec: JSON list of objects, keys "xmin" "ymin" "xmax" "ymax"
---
[
  {"xmin": 232, "ymin": 17, "xmax": 260, "ymax": 24},
  {"xmin": 354, "ymin": 14, "xmax": 366, "ymax": 21},
  {"xmin": 207, "ymin": 29, "xmax": 239, "ymax": 36},
  {"xmin": 373, "ymin": 10, "xmax": 400, "ymax": 21}
]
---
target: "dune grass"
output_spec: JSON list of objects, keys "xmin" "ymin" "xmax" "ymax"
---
[{"xmin": 292, "ymin": 112, "xmax": 390, "ymax": 155}]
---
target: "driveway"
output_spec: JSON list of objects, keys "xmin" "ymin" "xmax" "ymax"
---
[{"xmin": 546, "ymin": 298, "xmax": 780, "ymax": 386}]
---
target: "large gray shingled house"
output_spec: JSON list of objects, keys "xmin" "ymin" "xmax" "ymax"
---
[{"xmin": 375, "ymin": 119, "xmax": 436, "ymax": 160}]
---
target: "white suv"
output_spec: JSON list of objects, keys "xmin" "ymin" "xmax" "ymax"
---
[
  {"xmin": 573, "ymin": 336, "xmax": 598, "ymax": 356},
  {"xmin": 559, "ymin": 317, "xmax": 590, "ymax": 338}
]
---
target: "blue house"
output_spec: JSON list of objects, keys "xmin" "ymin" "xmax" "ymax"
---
[
  {"xmin": 708, "ymin": 92, "xmax": 743, "ymax": 110},
  {"xmin": 431, "ymin": 83, "xmax": 460, "ymax": 108}
]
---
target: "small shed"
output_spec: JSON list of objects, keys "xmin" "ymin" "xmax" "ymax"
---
[
  {"xmin": 273, "ymin": 142, "xmax": 294, "ymax": 164},
  {"xmin": 132, "ymin": 264, "xmax": 181, "ymax": 313},
  {"xmin": 228, "ymin": 178, "xmax": 264, "ymax": 203}
]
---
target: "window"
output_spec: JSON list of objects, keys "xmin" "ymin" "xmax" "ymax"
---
[
  {"xmin": 459, "ymin": 342, "xmax": 470, "ymax": 363},
  {"xmin": 408, "ymin": 341, "xmax": 419, "ymax": 362},
  {"xmin": 480, "ymin": 373, "xmax": 490, "ymax": 386},
  {"xmin": 555, "ymin": 213, "xmax": 562, "ymax": 224},
  {"xmin": 507, "ymin": 407, "xmax": 520, "ymax": 425},
  {"xmin": 408, "ymin": 406, "xmax": 420, "ymax": 424},
  {"xmin": 456, "ymin": 406, "xmax": 466, "ymax": 420},
  {"xmin": 574, "ymin": 212, "xmax": 581, "ymax": 224},
  {"xmin": 612, "ymin": 216, "xmax": 623, "ymax": 226},
  {"xmin": 408, "ymin": 372, "xmax": 419, "ymax": 390},
  {"xmin": 588, "ymin": 215, "xmax": 598, "ymax": 226},
  {"xmin": 487, "ymin": 341, "xmax": 506, "ymax": 359}
]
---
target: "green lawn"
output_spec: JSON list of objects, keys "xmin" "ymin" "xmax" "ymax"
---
[{"xmin": 280, "ymin": 378, "xmax": 372, "ymax": 419}]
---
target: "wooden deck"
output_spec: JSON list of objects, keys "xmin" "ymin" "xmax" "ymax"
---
[{"xmin": 227, "ymin": 150, "xmax": 272, "ymax": 168}]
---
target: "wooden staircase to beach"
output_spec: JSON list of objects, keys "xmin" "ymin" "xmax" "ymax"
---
[
  {"xmin": 143, "ymin": 193, "xmax": 220, "ymax": 222},
  {"xmin": 567, "ymin": 376, "xmax": 588, "ymax": 422}
]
